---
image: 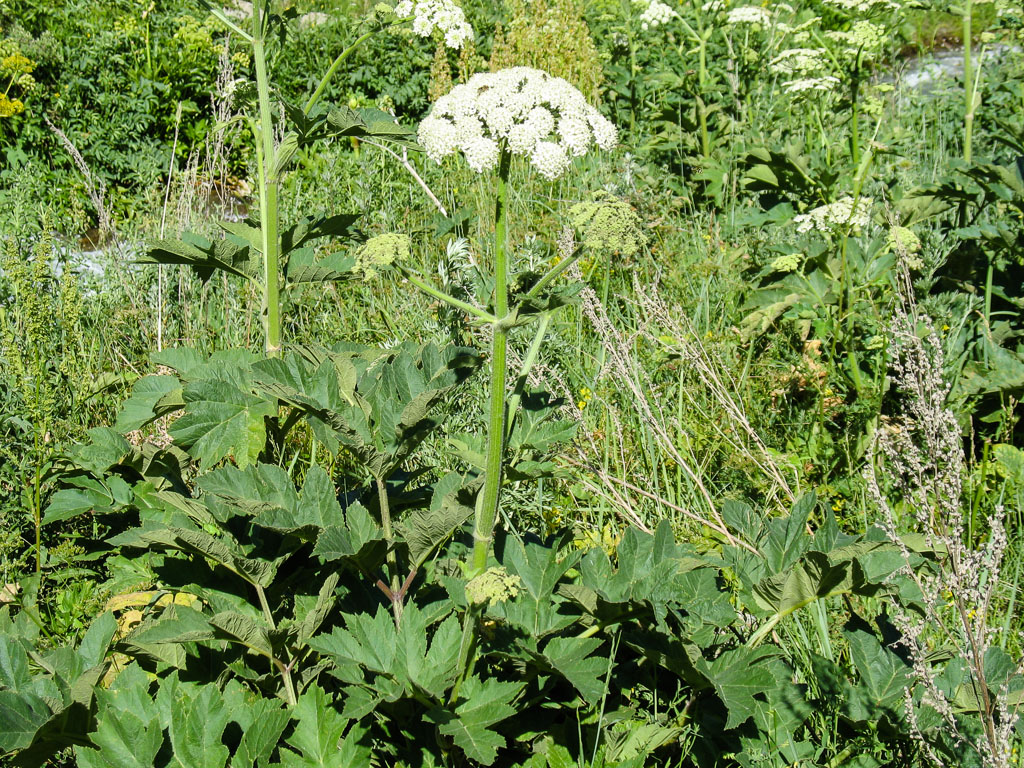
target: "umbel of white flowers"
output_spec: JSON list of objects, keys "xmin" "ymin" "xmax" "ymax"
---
[
  {"xmin": 417, "ymin": 67, "xmax": 618, "ymax": 179},
  {"xmin": 393, "ymin": 0, "xmax": 473, "ymax": 49}
]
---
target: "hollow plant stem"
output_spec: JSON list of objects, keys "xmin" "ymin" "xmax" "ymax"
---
[
  {"xmin": 963, "ymin": 0, "xmax": 974, "ymax": 164},
  {"xmin": 253, "ymin": 27, "xmax": 282, "ymax": 357},
  {"xmin": 376, "ymin": 476, "xmax": 403, "ymax": 626},
  {"xmin": 470, "ymin": 149, "xmax": 512, "ymax": 577}
]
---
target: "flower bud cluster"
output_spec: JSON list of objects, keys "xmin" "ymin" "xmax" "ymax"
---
[
  {"xmin": 725, "ymin": 6, "xmax": 772, "ymax": 26},
  {"xmin": 822, "ymin": 0, "xmax": 899, "ymax": 12},
  {"xmin": 418, "ymin": 67, "xmax": 618, "ymax": 179},
  {"xmin": 634, "ymin": 0, "xmax": 679, "ymax": 30},
  {"xmin": 793, "ymin": 196, "xmax": 873, "ymax": 235},
  {"xmin": 393, "ymin": 0, "xmax": 474, "ymax": 49},
  {"xmin": 782, "ymin": 76, "xmax": 840, "ymax": 94},
  {"xmin": 769, "ymin": 47, "xmax": 829, "ymax": 76}
]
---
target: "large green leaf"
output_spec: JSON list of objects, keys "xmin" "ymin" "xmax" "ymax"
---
[
  {"xmin": 278, "ymin": 684, "xmax": 371, "ymax": 768},
  {"xmin": 198, "ymin": 464, "xmax": 342, "ymax": 534},
  {"xmin": 75, "ymin": 708, "xmax": 163, "ymax": 768},
  {"xmin": 431, "ymin": 676, "xmax": 520, "ymax": 766},
  {"xmin": 170, "ymin": 380, "xmax": 276, "ymax": 469},
  {"xmin": 42, "ymin": 475, "xmax": 132, "ymax": 525},
  {"xmin": 540, "ymin": 636, "xmax": 608, "ymax": 705},
  {"xmin": 325, "ymin": 106, "xmax": 419, "ymax": 149},
  {"xmin": 843, "ymin": 624, "xmax": 911, "ymax": 723},
  {"xmin": 399, "ymin": 473, "xmax": 476, "ymax": 569},
  {"xmin": 135, "ymin": 527, "xmax": 278, "ymax": 588},
  {"xmin": 228, "ymin": 697, "xmax": 290, "ymax": 768},
  {"xmin": 257, "ymin": 343, "xmax": 479, "ymax": 479},
  {"xmin": 0, "ymin": 691, "xmax": 54, "ymax": 753},
  {"xmin": 698, "ymin": 646, "xmax": 782, "ymax": 729},
  {"xmin": 313, "ymin": 502, "xmax": 387, "ymax": 570},
  {"xmin": 115, "ymin": 375, "xmax": 184, "ymax": 432},
  {"xmin": 168, "ymin": 683, "xmax": 230, "ymax": 768},
  {"xmin": 140, "ymin": 232, "xmax": 257, "ymax": 283}
]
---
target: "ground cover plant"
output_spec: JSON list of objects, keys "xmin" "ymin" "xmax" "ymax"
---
[{"xmin": 2, "ymin": 0, "xmax": 1024, "ymax": 765}]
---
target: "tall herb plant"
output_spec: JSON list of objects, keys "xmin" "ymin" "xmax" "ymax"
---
[{"xmin": 146, "ymin": 0, "xmax": 474, "ymax": 355}]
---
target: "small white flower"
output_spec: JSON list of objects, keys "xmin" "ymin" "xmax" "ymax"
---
[
  {"xmin": 770, "ymin": 48, "xmax": 829, "ymax": 76},
  {"xmin": 462, "ymin": 136, "xmax": 500, "ymax": 173},
  {"xmin": 559, "ymin": 117, "xmax": 591, "ymax": 156},
  {"xmin": 417, "ymin": 67, "xmax": 617, "ymax": 178},
  {"xmin": 634, "ymin": 0, "xmax": 678, "ymax": 30},
  {"xmin": 793, "ymin": 196, "xmax": 873, "ymax": 235},
  {"xmin": 589, "ymin": 113, "xmax": 618, "ymax": 151},
  {"xmin": 783, "ymin": 75, "xmax": 841, "ymax": 94},
  {"xmin": 418, "ymin": 116, "xmax": 459, "ymax": 162},
  {"xmin": 822, "ymin": 0, "xmax": 898, "ymax": 12},
  {"xmin": 725, "ymin": 6, "xmax": 772, "ymax": 25},
  {"xmin": 395, "ymin": 0, "xmax": 474, "ymax": 49},
  {"xmin": 531, "ymin": 141, "xmax": 571, "ymax": 180}
]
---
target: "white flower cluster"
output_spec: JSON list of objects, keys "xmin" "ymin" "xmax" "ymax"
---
[
  {"xmin": 793, "ymin": 196, "xmax": 873, "ymax": 235},
  {"xmin": 783, "ymin": 75, "xmax": 840, "ymax": 94},
  {"xmin": 822, "ymin": 0, "xmax": 899, "ymax": 11},
  {"xmin": 725, "ymin": 6, "xmax": 772, "ymax": 26},
  {"xmin": 826, "ymin": 20, "xmax": 885, "ymax": 58},
  {"xmin": 417, "ymin": 67, "xmax": 618, "ymax": 179},
  {"xmin": 769, "ymin": 47, "xmax": 829, "ymax": 76},
  {"xmin": 393, "ymin": 0, "xmax": 474, "ymax": 49},
  {"xmin": 634, "ymin": 0, "xmax": 679, "ymax": 30}
]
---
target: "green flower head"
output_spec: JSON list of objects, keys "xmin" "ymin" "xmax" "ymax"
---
[
  {"xmin": 465, "ymin": 567, "xmax": 522, "ymax": 606},
  {"xmin": 770, "ymin": 253, "xmax": 801, "ymax": 273},
  {"xmin": 355, "ymin": 233, "xmax": 410, "ymax": 279},
  {"xmin": 887, "ymin": 226, "xmax": 923, "ymax": 270},
  {"xmin": 567, "ymin": 193, "xmax": 646, "ymax": 258}
]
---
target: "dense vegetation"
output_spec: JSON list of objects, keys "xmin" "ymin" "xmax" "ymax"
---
[{"xmin": 2, "ymin": 0, "xmax": 1024, "ymax": 765}]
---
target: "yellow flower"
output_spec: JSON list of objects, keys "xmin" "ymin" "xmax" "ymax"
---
[{"xmin": 576, "ymin": 386, "xmax": 592, "ymax": 410}]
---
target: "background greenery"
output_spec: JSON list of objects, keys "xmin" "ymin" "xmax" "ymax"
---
[{"xmin": 2, "ymin": 0, "xmax": 1024, "ymax": 765}]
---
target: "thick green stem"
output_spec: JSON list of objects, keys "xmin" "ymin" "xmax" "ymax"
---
[
  {"xmin": 470, "ymin": 150, "xmax": 512, "ymax": 578},
  {"xmin": 963, "ymin": 0, "xmax": 974, "ymax": 164},
  {"xmin": 253, "ymin": 33, "xmax": 282, "ymax": 357},
  {"xmin": 402, "ymin": 270, "xmax": 499, "ymax": 324},
  {"xmin": 698, "ymin": 33, "xmax": 710, "ymax": 159},
  {"xmin": 505, "ymin": 312, "xmax": 552, "ymax": 442},
  {"xmin": 850, "ymin": 65, "xmax": 860, "ymax": 167},
  {"xmin": 256, "ymin": 584, "xmax": 297, "ymax": 707},
  {"xmin": 376, "ymin": 476, "xmax": 403, "ymax": 626}
]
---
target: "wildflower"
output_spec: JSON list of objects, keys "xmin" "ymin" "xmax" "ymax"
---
[
  {"xmin": 792, "ymin": 196, "xmax": 872, "ymax": 235},
  {"xmin": 887, "ymin": 225, "xmax": 924, "ymax": 269},
  {"xmin": 634, "ymin": 0, "xmax": 679, "ymax": 30},
  {"xmin": 465, "ymin": 567, "xmax": 522, "ymax": 606},
  {"xmin": 393, "ymin": 0, "xmax": 474, "ymax": 49},
  {"xmin": 770, "ymin": 48, "xmax": 829, "ymax": 77},
  {"xmin": 769, "ymin": 253, "xmax": 801, "ymax": 272},
  {"xmin": 354, "ymin": 233, "xmax": 410, "ymax": 278},
  {"xmin": 826, "ymin": 21, "xmax": 885, "ymax": 59},
  {"xmin": 782, "ymin": 76, "xmax": 840, "ymax": 94},
  {"xmin": 576, "ymin": 386, "xmax": 592, "ymax": 410},
  {"xmin": 567, "ymin": 193, "xmax": 646, "ymax": 257},
  {"xmin": 725, "ymin": 6, "xmax": 772, "ymax": 26},
  {"xmin": 418, "ymin": 67, "xmax": 617, "ymax": 179},
  {"xmin": 822, "ymin": 0, "xmax": 899, "ymax": 12},
  {"xmin": 1, "ymin": 53, "xmax": 34, "ymax": 75},
  {"xmin": 0, "ymin": 94, "xmax": 25, "ymax": 117}
]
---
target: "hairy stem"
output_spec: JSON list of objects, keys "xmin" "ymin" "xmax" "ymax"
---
[
  {"xmin": 376, "ymin": 475, "xmax": 403, "ymax": 626},
  {"xmin": 470, "ymin": 149, "xmax": 512, "ymax": 578},
  {"xmin": 963, "ymin": 0, "xmax": 974, "ymax": 164},
  {"xmin": 252, "ymin": 25, "xmax": 281, "ymax": 357}
]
